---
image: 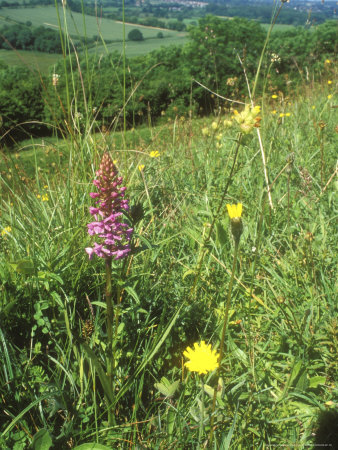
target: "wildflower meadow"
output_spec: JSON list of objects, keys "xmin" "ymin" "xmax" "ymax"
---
[{"xmin": 0, "ymin": 1, "xmax": 337, "ymax": 448}]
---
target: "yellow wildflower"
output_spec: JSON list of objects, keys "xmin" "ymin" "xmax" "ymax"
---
[
  {"xmin": 328, "ymin": 80, "xmax": 332, "ymax": 85},
  {"xmin": 312, "ymin": 105, "xmax": 316, "ymax": 110},
  {"xmin": 226, "ymin": 203, "xmax": 243, "ymax": 220},
  {"xmin": 271, "ymin": 94, "xmax": 278, "ymax": 99},
  {"xmin": 285, "ymin": 112, "xmax": 291, "ymax": 117},
  {"xmin": 272, "ymin": 110, "xmax": 277, "ymax": 115},
  {"xmin": 211, "ymin": 121, "xmax": 218, "ymax": 130},
  {"xmin": 327, "ymin": 94, "xmax": 332, "ymax": 99},
  {"xmin": 42, "ymin": 194, "xmax": 49, "ymax": 202},
  {"xmin": 202, "ymin": 127, "xmax": 209, "ymax": 136},
  {"xmin": 183, "ymin": 341, "xmax": 219, "ymax": 375},
  {"xmin": 227, "ymin": 203, "xmax": 243, "ymax": 243},
  {"xmin": 1, "ymin": 226, "xmax": 12, "ymax": 237},
  {"xmin": 324, "ymin": 59, "xmax": 331, "ymax": 64},
  {"xmin": 279, "ymin": 113, "xmax": 285, "ymax": 118},
  {"xmin": 138, "ymin": 164, "xmax": 145, "ymax": 171},
  {"xmin": 150, "ymin": 151, "xmax": 160, "ymax": 158}
]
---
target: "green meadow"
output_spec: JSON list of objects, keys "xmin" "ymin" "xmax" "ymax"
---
[
  {"xmin": 0, "ymin": 48, "xmax": 61, "ymax": 73},
  {"xmin": 0, "ymin": 4, "xmax": 337, "ymax": 450},
  {"xmin": 0, "ymin": 6, "xmax": 183, "ymax": 40}
]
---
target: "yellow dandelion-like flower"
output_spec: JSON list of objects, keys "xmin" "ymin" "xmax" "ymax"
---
[
  {"xmin": 312, "ymin": 105, "xmax": 316, "ymax": 110},
  {"xmin": 138, "ymin": 164, "xmax": 145, "ymax": 171},
  {"xmin": 327, "ymin": 80, "xmax": 332, "ymax": 85},
  {"xmin": 150, "ymin": 151, "xmax": 160, "ymax": 158},
  {"xmin": 324, "ymin": 59, "xmax": 331, "ymax": 64},
  {"xmin": 223, "ymin": 119, "xmax": 232, "ymax": 128},
  {"xmin": 271, "ymin": 94, "xmax": 278, "ymax": 99},
  {"xmin": 1, "ymin": 226, "xmax": 12, "ymax": 237},
  {"xmin": 279, "ymin": 113, "xmax": 285, "ymax": 118},
  {"xmin": 113, "ymin": 159, "xmax": 118, "ymax": 165},
  {"xmin": 327, "ymin": 94, "xmax": 332, "ymax": 99},
  {"xmin": 285, "ymin": 112, "xmax": 291, "ymax": 117},
  {"xmin": 272, "ymin": 110, "xmax": 277, "ymax": 115},
  {"xmin": 43, "ymin": 185, "xmax": 48, "ymax": 189},
  {"xmin": 202, "ymin": 127, "xmax": 210, "ymax": 136},
  {"xmin": 42, "ymin": 194, "xmax": 49, "ymax": 202},
  {"xmin": 226, "ymin": 203, "xmax": 243, "ymax": 220},
  {"xmin": 183, "ymin": 341, "xmax": 219, "ymax": 375},
  {"xmin": 211, "ymin": 121, "xmax": 218, "ymax": 130},
  {"xmin": 36, "ymin": 194, "xmax": 41, "ymax": 199}
]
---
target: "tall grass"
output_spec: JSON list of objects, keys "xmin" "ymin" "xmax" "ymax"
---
[{"xmin": 0, "ymin": 2, "xmax": 337, "ymax": 449}]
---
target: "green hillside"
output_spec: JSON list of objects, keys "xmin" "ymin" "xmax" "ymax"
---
[
  {"xmin": 0, "ymin": 6, "xmax": 184, "ymax": 41},
  {"xmin": 0, "ymin": 6, "xmax": 337, "ymax": 449}
]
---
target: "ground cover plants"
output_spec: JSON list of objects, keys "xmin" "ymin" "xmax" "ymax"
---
[{"xmin": 0, "ymin": 1, "xmax": 337, "ymax": 449}]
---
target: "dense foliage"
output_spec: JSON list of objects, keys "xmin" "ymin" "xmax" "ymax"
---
[
  {"xmin": 0, "ymin": 23, "xmax": 63, "ymax": 53},
  {"xmin": 0, "ymin": 17, "xmax": 336, "ymax": 141}
]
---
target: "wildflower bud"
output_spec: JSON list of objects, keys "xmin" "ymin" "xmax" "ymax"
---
[{"xmin": 226, "ymin": 203, "xmax": 243, "ymax": 245}]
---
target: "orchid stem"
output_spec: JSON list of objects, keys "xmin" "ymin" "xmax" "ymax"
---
[{"xmin": 105, "ymin": 256, "xmax": 114, "ymax": 427}]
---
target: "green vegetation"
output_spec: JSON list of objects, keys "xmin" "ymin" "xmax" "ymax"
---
[
  {"xmin": 0, "ymin": 2, "xmax": 337, "ymax": 449},
  {"xmin": 0, "ymin": 48, "xmax": 60, "ymax": 72},
  {"xmin": 127, "ymin": 28, "xmax": 144, "ymax": 41},
  {"xmin": 0, "ymin": 6, "xmax": 182, "ymax": 41},
  {"xmin": 0, "ymin": 22, "xmax": 63, "ymax": 53}
]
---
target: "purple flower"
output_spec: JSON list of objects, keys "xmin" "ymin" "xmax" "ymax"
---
[{"xmin": 85, "ymin": 153, "xmax": 133, "ymax": 260}]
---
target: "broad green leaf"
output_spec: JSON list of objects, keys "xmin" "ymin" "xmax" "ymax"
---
[
  {"xmin": 154, "ymin": 377, "xmax": 180, "ymax": 397},
  {"xmin": 309, "ymin": 376, "xmax": 326, "ymax": 389},
  {"xmin": 13, "ymin": 259, "xmax": 35, "ymax": 275},
  {"xmin": 31, "ymin": 429, "xmax": 53, "ymax": 450}
]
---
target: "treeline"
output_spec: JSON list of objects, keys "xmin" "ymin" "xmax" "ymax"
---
[
  {"xmin": 0, "ymin": 23, "xmax": 63, "ymax": 53},
  {"xmin": 0, "ymin": 17, "xmax": 336, "ymax": 141},
  {"xmin": 0, "ymin": 0, "xmax": 53, "ymax": 6},
  {"xmin": 204, "ymin": 2, "xmax": 334, "ymax": 26}
]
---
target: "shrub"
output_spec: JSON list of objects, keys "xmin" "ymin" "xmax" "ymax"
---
[{"xmin": 128, "ymin": 28, "xmax": 144, "ymax": 41}]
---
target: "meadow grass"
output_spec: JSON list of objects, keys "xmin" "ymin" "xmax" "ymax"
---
[
  {"xmin": 90, "ymin": 33, "xmax": 188, "ymax": 58},
  {"xmin": 0, "ymin": 4, "xmax": 337, "ymax": 449},
  {"xmin": 0, "ymin": 48, "xmax": 61, "ymax": 73}
]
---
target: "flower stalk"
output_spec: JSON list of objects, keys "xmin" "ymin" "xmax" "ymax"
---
[
  {"xmin": 209, "ymin": 204, "xmax": 242, "ymax": 446},
  {"xmin": 85, "ymin": 152, "xmax": 133, "ymax": 426}
]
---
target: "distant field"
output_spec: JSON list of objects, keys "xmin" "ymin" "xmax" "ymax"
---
[
  {"xmin": 91, "ymin": 33, "xmax": 187, "ymax": 58},
  {"xmin": 0, "ymin": 49, "xmax": 61, "ymax": 73},
  {"xmin": 0, "ymin": 6, "xmax": 183, "ymax": 40}
]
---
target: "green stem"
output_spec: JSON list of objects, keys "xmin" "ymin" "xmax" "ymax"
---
[
  {"xmin": 199, "ymin": 376, "xmax": 205, "ymax": 447},
  {"xmin": 105, "ymin": 256, "xmax": 114, "ymax": 426},
  {"xmin": 209, "ymin": 241, "xmax": 239, "ymax": 446},
  {"xmin": 191, "ymin": 134, "xmax": 242, "ymax": 297},
  {"xmin": 122, "ymin": 0, "xmax": 126, "ymax": 138}
]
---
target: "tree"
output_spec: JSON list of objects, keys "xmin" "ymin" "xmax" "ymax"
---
[{"xmin": 128, "ymin": 29, "xmax": 143, "ymax": 41}]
